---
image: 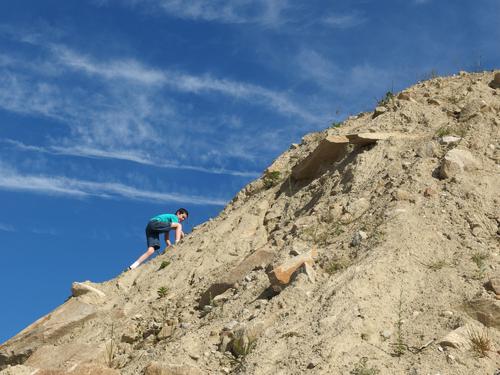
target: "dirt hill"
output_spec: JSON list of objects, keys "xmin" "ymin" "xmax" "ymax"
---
[{"xmin": 1, "ymin": 70, "xmax": 499, "ymax": 375}]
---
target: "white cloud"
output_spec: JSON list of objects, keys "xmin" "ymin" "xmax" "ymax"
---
[
  {"xmin": 323, "ymin": 13, "xmax": 366, "ymax": 29},
  {"xmin": 0, "ymin": 222, "xmax": 15, "ymax": 232},
  {"xmin": 0, "ymin": 163, "xmax": 227, "ymax": 206},
  {"xmin": 99, "ymin": 0, "xmax": 290, "ymax": 26},
  {"xmin": 51, "ymin": 45, "xmax": 321, "ymax": 123},
  {"xmin": 2, "ymin": 139, "xmax": 260, "ymax": 177}
]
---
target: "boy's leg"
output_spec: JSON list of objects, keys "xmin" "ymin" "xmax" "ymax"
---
[{"xmin": 129, "ymin": 246, "xmax": 155, "ymax": 269}]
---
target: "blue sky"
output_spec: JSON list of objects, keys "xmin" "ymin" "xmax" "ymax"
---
[{"xmin": 0, "ymin": 0, "xmax": 498, "ymax": 343}]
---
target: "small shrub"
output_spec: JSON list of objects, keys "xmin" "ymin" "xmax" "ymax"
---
[
  {"xmin": 159, "ymin": 260, "xmax": 171, "ymax": 270},
  {"xmin": 263, "ymin": 171, "xmax": 281, "ymax": 189},
  {"xmin": 471, "ymin": 251, "xmax": 489, "ymax": 269},
  {"xmin": 377, "ymin": 91, "xmax": 394, "ymax": 107},
  {"xmin": 331, "ymin": 121, "xmax": 343, "ymax": 128},
  {"xmin": 436, "ymin": 126, "xmax": 452, "ymax": 137},
  {"xmin": 325, "ymin": 257, "xmax": 350, "ymax": 275},
  {"xmin": 157, "ymin": 286, "xmax": 169, "ymax": 299},
  {"xmin": 350, "ymin": 357, "xmax": 380, "ymax": 375},
  {"xmin": 468, "ymin": 328, "xmax": 492, "ymax": 358},
  {"xmin": 425, "ymin": 259, "xmax": 447, "ymax": 271}
]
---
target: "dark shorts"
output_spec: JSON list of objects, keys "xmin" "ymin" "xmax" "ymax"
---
[{"xmin": 145, "ymin": 220, "xmax": 172, "ymax": 250}]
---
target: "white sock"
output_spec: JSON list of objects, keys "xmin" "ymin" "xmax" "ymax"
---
[{"xmin": 130, "ymin": 261, "xmax": 140, "ymax": 269}]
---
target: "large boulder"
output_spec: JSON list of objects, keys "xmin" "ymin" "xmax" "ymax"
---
[
  {"xmin": 439, "ymin": 148, "xmax": 479, "ymax": 179},
  {"xmin": 292, "ymin": 135, "xmax": 349, "ymax": 179},
  {"xmin": 199, "ymin": 247, "xmax": 275, "ymax": 307}
]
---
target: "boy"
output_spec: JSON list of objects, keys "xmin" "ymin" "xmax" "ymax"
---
[{"xmin": 128, "ymin": 208, "xmax": 188, "ymax": 270}]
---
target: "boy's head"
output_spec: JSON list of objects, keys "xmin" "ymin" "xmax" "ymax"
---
[{"xmin": 176, "ymin": 208, "xmax": 189, "ymax": 222}]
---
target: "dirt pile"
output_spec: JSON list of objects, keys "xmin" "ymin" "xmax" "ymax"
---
[{"xmin": 1, "ymin": 70, "xmax": 499, "ymax": 375}]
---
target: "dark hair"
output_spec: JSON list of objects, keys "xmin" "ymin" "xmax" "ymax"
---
[{"xmin": 176, "ymin": 208, "xmax": 189, "ymax": 217}]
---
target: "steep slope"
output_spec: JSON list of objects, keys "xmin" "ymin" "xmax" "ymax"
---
[{"xmin": 1, "ymin": 70, "xmax": 499, "ymax": 375}]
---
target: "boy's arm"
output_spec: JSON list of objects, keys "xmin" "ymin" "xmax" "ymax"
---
[
  {"xmin": 170, "ymin": 222, "xmax": 183, "ymax": 243},
  {"xmin": 164, "ymin": 232, "xmax": 172, "ymax": 247}
]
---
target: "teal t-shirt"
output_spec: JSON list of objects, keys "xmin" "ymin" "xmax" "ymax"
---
[{"xmin": 150, "ymin": 213, "xmax": 179, "ymax": 224}]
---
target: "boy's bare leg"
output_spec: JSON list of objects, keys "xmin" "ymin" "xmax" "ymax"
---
[{"xmin": 129, "ymin": 246, "xmax": 155, "ymax": 269}]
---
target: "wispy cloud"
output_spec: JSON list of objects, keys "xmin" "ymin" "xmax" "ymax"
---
[
  {"xmin": 0, "ymin": 163, "xmax": 228, "ymax": 205},
  {"xmin": 97, "ymin": 0, "xmax": 290, "ymax": 26},
  {"xmin": 323, "ymin": 13, "xmax": 366, "ymax": 29},
  {"xmin": 51, "ymin": 45, "xmax": 321, "ymax": 123},
  {"xmin": 0, "ymin": 222, "xmax": 15, "ymax": 232},
  {"xmin": 2, "ymin": 139, "xmax": 259, "ymax": 177}
]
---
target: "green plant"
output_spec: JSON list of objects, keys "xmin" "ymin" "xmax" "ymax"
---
[
  {"xmin": 331, "ymin": 121, "xmax": 343, "ymax": 128},
  {"xmin": 232, "ymin": 337, "xmax": 256, "ymax": 358},
  {"xmin": 158, "ymin": 260, "xmax": 171, "ymax": 270},
  {"xmin": 157, "ymin": 286, "xmax": 169, "ymax": 299},
  {"xmin": 350, "ymin": 357, "xmax": 380, "ymax": 375},
  {"xmin": 391, "ymin": 291, "xmax": 406, "ymax": 357},
  {"xmin": 263, "ymin": 171, "xmax": 281, "ymax": 189},
  {"xmin": 325, "ymin": 257, "xmax": 350, "ymax": 275},
  {"xmin": 436, "ymin": 126, "xmax": 452, "ymax": 137},
  {"xmin": 104, "ymin": 324, "xmax": 116, "ymax": 368},
  {"xmin": 471, "ymin": 251, "xmax": 489, "ymax": 269},
  {"xmin": 425, "ymin": 259, "xmax": 447, "ymax": 271},
  {"xmin": 377, "ymin": 91, "xmax": 394, "ymax": 107},
  {"xmin": 467, "ymin": 327, "xmax": 491, "ymax": 358}
]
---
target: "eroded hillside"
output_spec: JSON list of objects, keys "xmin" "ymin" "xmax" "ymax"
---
[{"xmin": 1, "ymin": 70, "xmax": 499, "ymax": 375}]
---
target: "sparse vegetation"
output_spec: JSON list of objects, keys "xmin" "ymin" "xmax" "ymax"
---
[
  {"xmin": 377, "ymin": 91, "xmax": 394, "ymax": 107},
  {"xmin": 350, "ymin": 357, "xmax": 380, "ymax": 375},
  {"xmin": 157, "ymin": 286, "xmax": 169, "ymax": 298},
  {"xmin": 391, "ymin": 291, "xmax": 406, "ymax": 357},
  {"xmin": 331, "ymin": 121, "xmax": 343, "ymax": 128},
  {"xmin": 425, "ymin": 259, "xmax": 447, "ymax": 271},
  {"xmin": 158, "ymin": 260, "xmax": 171, "ymax": 270},
  {"xmin": 325, "ymin": 257, "xmax": 351, "ymax": 275},
  {"xmin": 104, "ymin": 324, "xmax": 116, "ymax": 368},
  {"xmin": 263, "ymin": 171, "xmax": 282, "ymax": 189},
  {"xmin": 467, "ymin": 327, "xmax": 492, "ymax": 358},
  {"xmin": 471, "ymin": 251, "xmax": 489, "ymax": 269}
]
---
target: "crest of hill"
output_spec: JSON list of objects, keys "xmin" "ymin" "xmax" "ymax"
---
[{"xmin": 1, "ymin": 70, "xmax": 499, "ymax": 375}]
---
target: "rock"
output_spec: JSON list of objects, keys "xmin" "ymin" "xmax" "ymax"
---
[
  {"xmin": 48, "ymin": 364, "xmax": 120, "ymax": 375},
  {"xmin": 484, "ymin": 277, "xmax": 500, "ymax": 295},
  {"xmin": 439, "ymin": 136, "xmax": 462, "ymax": 145},
  {"xmin": 351, "ymin": 230, "xmax": 368, "ymax": 247},
  {"xmin": 345, "ymin": 198, "xmax": 370, "ymax": 220},
  {"xmin": 292, "ymin": 135, "xmax": 349, "ymax": 179},
  {"xmin": 23, "ymin": 343, "xmax": 108, "ymax": 372},
  {"xmin": 416, "ymin": 141, "xmax": 439, "ymax": 158},
  {"xmin": 489, "ymin": 72, "xmax": 500, "ymax": 89},
  {"xmin": 144, "ymin": 361, "xmax": 203, "ymax": 375},
  {"xmin": 228, "ymin": 321, "xmax": 267, "ymax": 357},
  {"xmin": 439, "ymin": 324, "xmax": 474, "ymax": 351},
  {"xmin": 223, "ymin": 320, "xmax": 239, "ymax": 332},
  {"xmin": 397, "ymin": 92, "xmax": 411, "ymax": 101},
  {"xmin": 346, "ymin": 132, "xmax": 396, "ymax": 146},
  {"xmin": 121, "ymin": 324, "xmax": 139, "ymax": 344},
  {"xmin": 464, "ymin": 299, "xmax": 500, "ymax": 329},
  {"xmin": 157, "ymin": 325, "xmax": 173, "ymax": 340},
  {"xmin": 393, "ymin": 189, "xmax": 412, "ymax": 201},
  {"xmin": 373, "ymin": 106, "xmax": 387, "ymax": 118},
  {"xmin": 428, "ymin": 98, "xmax": 441, "ymax": 106},
  {"xmin": 439, "ymin": 149, "xmax": 479, "ymax": 179},
  {"xmin": 199, "ymin": 247, "xmax": 275, "ymax": 307},
  {"xmin": 71, "ymin": 282, "xmax": 106, "ymax": 298},
  {"xmin": 459, "ymin": 98, "xmax": 490, "ymax": 122},
  {"xmin": 179, "ymin": 323, "xmax": 191, "ymax": 329},
  {"xmin": 268, "ymin": 248, "xmax": 317, "ymax": 291},
  {"xmin": 423, "ymin": 187, "xmax": 437, "ymax": 197},
  {"xmin": 0, "ymin": 365, "xmax": 38, "ymax": 375},
  {"xmin": 381, "ymin": 329, "xmax": 392, "ymax": 339}
]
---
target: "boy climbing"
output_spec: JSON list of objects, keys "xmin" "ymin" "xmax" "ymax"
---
[{"xmin": 128, "ymin": 208, "xmax": 189, "ymax": 270}]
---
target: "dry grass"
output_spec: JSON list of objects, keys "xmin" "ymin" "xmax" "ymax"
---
[{"xmin": 467, "ymin": 328, "xmax": 492, "ymax": 358}]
